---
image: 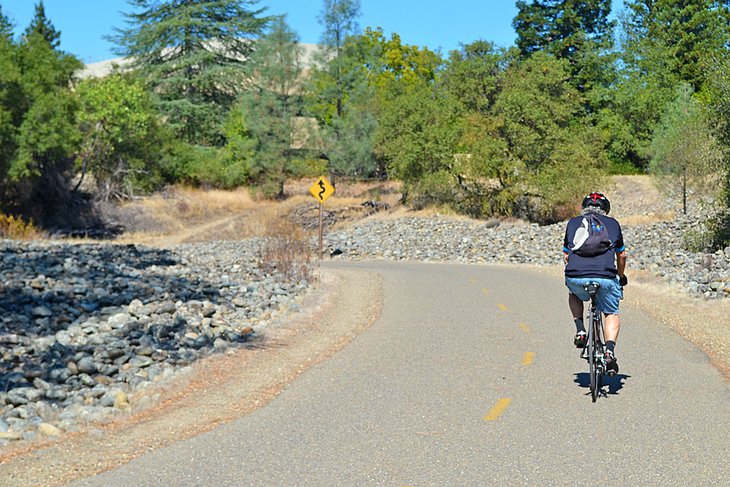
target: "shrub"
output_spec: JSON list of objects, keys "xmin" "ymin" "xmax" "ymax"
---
[
  {"xmin": 0, "ymin": 213, "xmax": 44, "ymax": 240},
  {"xmin": 258, "ymin": 216, "xmax": 315, "ymax": 283}
]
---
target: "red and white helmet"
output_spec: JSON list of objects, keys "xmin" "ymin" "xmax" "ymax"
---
[{"xmin": 581, "ymin": 192, "xmax": 610, "ymax": 214}]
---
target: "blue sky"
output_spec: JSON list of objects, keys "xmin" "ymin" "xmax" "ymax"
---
[{"xmin": 0, "ymin": 1, "xmax": 623, "ymax": 65}]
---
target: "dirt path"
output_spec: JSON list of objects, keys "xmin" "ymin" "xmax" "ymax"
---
[
  {"xmin": 0, "ymin": 268, "xmax": 383, "ymax": 487},
  {"xmin": 151, "ymin": 212, "xmax": 248, "ymax": 247}
]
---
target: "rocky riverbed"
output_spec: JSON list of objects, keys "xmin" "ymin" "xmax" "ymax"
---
[
  {"xmin": 324, "ymin": 213, "xmax": 730, "ymax": 299},
  {"xmin": 0, "ymin": 240, "xmax": 308, "ymax": 445}
]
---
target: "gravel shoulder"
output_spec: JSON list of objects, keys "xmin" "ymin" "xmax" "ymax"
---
[{"xmin": 0, "ymin": 267, "xmax": 383, "ymax": 487}]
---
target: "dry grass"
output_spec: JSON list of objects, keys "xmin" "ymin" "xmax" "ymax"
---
[
  {"xmin": 619, "ymin": 212, "xmax": 677, "ymax": 226},
  {"xmin": 0, "ymin": 213, "xmax": 45, "ymax": 240},
  {"xmin": 139, "ymin": 186, "xmax": 255, "ymax": 224},
  {"xmin": 257, "ymin": 213, "xmax": 315, "ymax": 283}
]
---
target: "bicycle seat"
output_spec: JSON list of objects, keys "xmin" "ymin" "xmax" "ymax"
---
[{"xmin": 583, "ymin": 282, "xmax": 600, "ymax": 297}]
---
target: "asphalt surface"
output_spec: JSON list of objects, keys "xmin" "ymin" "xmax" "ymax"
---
[{"xmin": 68, "ymin": 261, "xmax": 730, "ymax": 486}]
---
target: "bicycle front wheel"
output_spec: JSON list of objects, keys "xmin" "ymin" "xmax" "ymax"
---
[{"xmin": 588, "ymin": 311, "xmax": 598, "ymax": 402}]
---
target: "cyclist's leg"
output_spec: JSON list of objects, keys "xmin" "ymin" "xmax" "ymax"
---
[
  {"xmin": 604, "ymin": 314, "xmax": 620, "ymax": 343},
  {"xmin": 569, "ymin": 293, "xmax": 584, "ymax": 321},
  {"xmin": 596, "ymin": 279, "xmax": 622, "ymax": 344},
  {"xmin": 565, "ymin": 278, "xmax": 590, "ymax": 347}
]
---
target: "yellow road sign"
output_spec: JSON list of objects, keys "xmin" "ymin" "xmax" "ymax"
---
[{"xmin": 309, "ymin": 176, "xmax": 335, "ymax": 203}]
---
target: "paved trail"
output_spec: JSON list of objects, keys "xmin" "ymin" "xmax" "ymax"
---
[{"xmin": 68, "ymin": 261, "xmax": 729, "ymax": 486}]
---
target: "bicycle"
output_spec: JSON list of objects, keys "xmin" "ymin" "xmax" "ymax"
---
[{"xmin": 580, "ymin": 282, "xmax": 610, "ymax": 402}]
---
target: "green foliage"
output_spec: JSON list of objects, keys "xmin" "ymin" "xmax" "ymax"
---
[
  {"xmin": 112, "ymin": 0, "xmax": 271, "ymax": 146},
  {"xmin": 610, "ymin": 0, "xmax": 730, "ymax": 173},
  {"xmin": 495, "ymin": 53, "xmax": 606, "ymax": 219},
  {"xmin": 373, "ymin": 46, "xmax": 609, "ymax": 220},
  {"xmin": 24, "ymin": 1, "xmax": 60, "ymax": 48},
  {"xmin": 0, "ymin": 5, "xmax": 13, "ymax": 39},
  {"xmin": 12, "ymin": 91, "xmax": 79, "ymax": 180},
  {"xmin": 705, "ymin": 56, "xmax": 730, "ymax": 248},
  {"xmin": 513, "ymin": 0, "xmax": 615, "ymax": 95},
  {"xmin": 649, "ymin": 83, "xmax": 724, "ymax": 214},
  {"xmin": 360, "ymin": 27, "xmax": 442, "ymax": 92},
  {"xmin": 623, "ymin": 0, "xmax": 730, "ymax": 92},
  {"xmin": 514, "ymin": 0, "xmax": 614, "ymax": 57},
  {"xmin": 443, "ymin": 41, "xmax": 511, "ymax": 115},
  {"xmin": 215, "ymin": 106, "xmax": 255, "ymax": 187},
  {"xmin": 308, "ymin": 0, "xmax": 384, "ymax": 178},
  {"xmin": 76, "ymin": 74, "xmax": 168, "ymax": 200},
  {"xmin": 226, "ymin": 16, "xmax": 307, "ymax": 196},
  {"xmin": 377, "ymin": 81, "xmax": 464, "ymax": 192},
  {"xmin": 309, "ymin": 17, "xmax": 445, "ymax": 179},
  {"xmin": 8, "ymin": 33, "xmax": 82, "ymax": 181},
  {"xmin": 157, "ymin": 141, "xmax": 232, "ymax": 188}
]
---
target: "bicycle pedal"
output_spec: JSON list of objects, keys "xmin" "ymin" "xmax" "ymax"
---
[{"xmin": 607, "ymin": 369, "xmax": 616, "ymax": 377}]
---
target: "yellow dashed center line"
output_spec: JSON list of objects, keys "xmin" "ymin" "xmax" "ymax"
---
[
  {"xmin": 521, "ymin": 352, "xmax": 535, "ymax": 366},
  {"xmin": 482, "ymin": 287, "xmax": 490, "ymax": 296},
  {"xmin": 484, "ymin": 398, "xmax": 512, "ymax": 421},
  {"xmin": 518, "ymin": 322, "xmax": 530, "ymax": 333},
  {"xmin": 497, "ymin": 303, "xmax": 508, "ymax": 311},
  {"xmin": 469, "ymin": 277, "xmax": 477, "ymax": 284}
]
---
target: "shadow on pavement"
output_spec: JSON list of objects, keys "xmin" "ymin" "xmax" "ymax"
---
[{"xmin": 574, "ymin": 372, "xmax": 631, "ymax": 397}]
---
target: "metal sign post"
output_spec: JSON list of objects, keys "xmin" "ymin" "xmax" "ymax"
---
[{"xmin": 309, "ymin": 176, "xmax": 335, "ymax": 261}]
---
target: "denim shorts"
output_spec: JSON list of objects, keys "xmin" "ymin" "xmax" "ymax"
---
[{"xmin": 565, "ymin": 277, "xmax": 622, "ymax": 315}]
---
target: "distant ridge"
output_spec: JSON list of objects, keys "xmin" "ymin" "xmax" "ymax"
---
[{"xmin": 78, "ymin": 42, "xmax": 320, "ymax": 79}]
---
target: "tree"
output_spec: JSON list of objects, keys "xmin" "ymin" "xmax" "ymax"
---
[
  {"xmin": 24, "ymin": 1, "xmax": 60, "ymax": 48},
  {"xmin": 76, "ymin": 74, "xmax": 168, "ymax": 201},
  {"xmin": 513, "ymin": 0, "xmax": 615, "ymax": 93},
  {"xmin": 705, "ymin": 57, "xmax": 730, "ymax": 247},
  {"xmin": 346, "ymin": 27, "xmax": 443, "ymax": 177},
  {"xmin": 2, "ymin": 27, "xmax": 85, "ymax": 227},
  {"xmin": 611, "ymin": 0, "xmax": 730, "ymax": 172},
  {"xmin": 315, "ymin": 0, "xmax": 361, "ymax": 120},
  {"xmin": 0, "ymin": 6, "xmax": 18, "ymax": 187},
  {"xmin": 231, "ymin": 16, "xmax": 305, "ymax": 196},
  {"xmin": 622, "ymin": 0, "xmax": 730, "ymax": 92},
  {"xmin": 514, "ymin": 0, "xmax": 613, "ymax": 58},
  {"xmin": 650, "ymin": 84, "xmax": 724, "ymax": 214},
  {"xmin": 0, "ymin": 5, "xmax": 13, "ymax": 39},
  {"xmin": 443, "ymin": 40, "xmax": 511, "ymax": 116},
  {"xmin": 376, "ymin": 80, "xmax": 465, "ymax": 207},
  {"xmin": 307, "ymin": 0, "xmax": 379, "ymax": 179},
  {"xmin": 112, "ymin": 0, "xmax": 271, "ymax": 146},
  {"xmin": 492, "ymin": 52, "xmax": 606, "ymax": 220}
]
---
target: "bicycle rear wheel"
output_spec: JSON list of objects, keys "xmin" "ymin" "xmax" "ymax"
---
[{"xmin": 588, "ymin": 309, "xmax": 598, "ymax": 402}]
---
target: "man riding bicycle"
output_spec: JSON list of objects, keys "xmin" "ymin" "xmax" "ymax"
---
[{"xmin": 563, "ymin": 192, "xmax": 627, "ymax": 374}]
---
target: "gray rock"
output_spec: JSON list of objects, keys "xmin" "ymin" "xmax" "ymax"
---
[
  {"xmin": 31, "ymin": 306, "xmax": 53, "ymax": 318},
  {"xmin": 77, "ymin": 357, "xmax": 98, "ymax": 374}
]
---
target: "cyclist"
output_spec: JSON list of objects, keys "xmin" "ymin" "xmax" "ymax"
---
[{"xmin": 563, "ymin": 192, "xmax": 627, "ymax": 374}]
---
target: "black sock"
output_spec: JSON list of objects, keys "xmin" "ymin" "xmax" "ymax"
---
[
  {"xmin": 574, "ymin": 318, "xmax": 585, "ymax": 333},
  {"xmin": 607, "ymin": 341, "xmax": 616, "ymax": 353}
]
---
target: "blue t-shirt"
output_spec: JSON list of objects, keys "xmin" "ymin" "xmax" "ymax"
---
[{"xmin": 563, "ymin": 212, "xmax": 625, "ymax": 278}]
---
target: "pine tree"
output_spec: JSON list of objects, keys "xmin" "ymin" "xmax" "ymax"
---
[
  {"xmin": 0, "ymin": 6, "xmax": 13, "ymax": 40},
  {"xmin": 112, "ymin": 0, "xmax": 271, "ymax": 146},
  {"xmin": 623, "ymin": 0, "xmax": 730, "ymax": 91},
  {"xmin": 513, "ymin": 0, "xmax": 615, "ymax": 97},
  {"xmin": 24, "ymin": 1, "xmax": 61, "ymax": 48},
  {"xmin": 234, "ymin": 16, "xmax": 305, "ymax": 197},
  {"xmin": 316, "ymin": 0, "xmax": 361, "ymax": 119},
  {"xmin": 513, "ymin": 0, "xmax": 614, "ymax": 60}
]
